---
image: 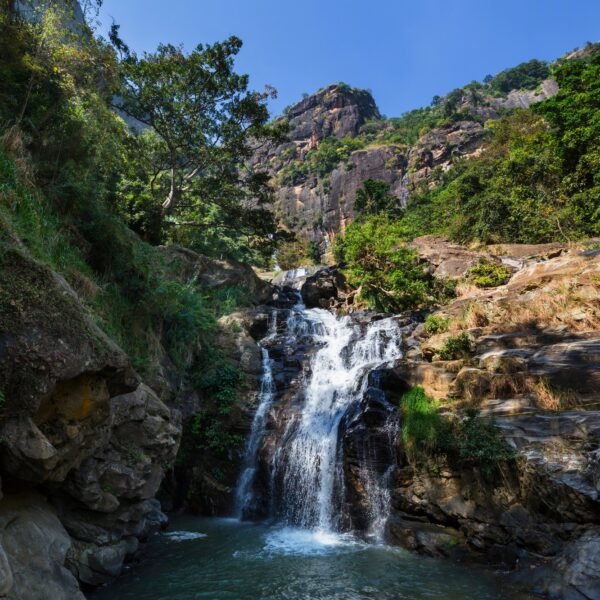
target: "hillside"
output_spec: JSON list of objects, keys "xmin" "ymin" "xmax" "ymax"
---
[{"xmin": 254, "ymin": 45, "xmax": 599, "ymax": 264}]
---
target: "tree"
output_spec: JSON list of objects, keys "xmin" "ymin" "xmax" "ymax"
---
[
  {"xmin": 112, "ymin": 35, "xmax": 290, "ymax": 256},
  {"xmin": 115, "ymin": 36, "xmax": 282, "ymax": 232},
  {"xmin": 353, "ymin": 179, "xmax": 402, "ymax": 217},
  {"xmin": 334, "ymin": 215, "xmax": 432, "ymax": 312}
]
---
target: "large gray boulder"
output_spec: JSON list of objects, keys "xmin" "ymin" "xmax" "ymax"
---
[{"xmin": 0, "ymin": 493, "xmax": 84, "ymax": 600}]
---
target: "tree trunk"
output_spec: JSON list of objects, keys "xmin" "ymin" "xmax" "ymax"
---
[{"xmin": 161, "ymin": 164, "xmax": 178, "ymax": 215}]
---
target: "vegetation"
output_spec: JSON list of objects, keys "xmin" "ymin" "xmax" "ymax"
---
[
  {"xmin": 467, "ymin": 262, "xmax": 511, "ymax": 288},
  {"xmin": 115, "ymin": 33, "xmax": 287, "ymax": 253},
  {"xmin": 0, "ymin": 3, "xmax": 292, "ymax": 465},
  {"xmin": 400, "ymin": 388, "xmax": 515, "ymax": 476},
  {"xmin": 279, "ymin": 136, "xmax": 366, "ymax": 184},
  {"xmin": 400, "ymin": 387, "xmax": 445, "ymax": 460},
  {"xmin": 329, "ymin": 50, "xmax": 599, "ymax": 320},
  {"xmin": 333, "ymin": 215, "xmax": 434, "ymax": 312},
  {"xmin": 353, "ymin": 179, "xmax": 402, "ymax": 217},
  {"xmin": 423, "ymin": 314, "xmax": 450, "ymax": 335},
  {"xmin": 487, "ymin": 59, "xmax": 550, "ymax": 95},
  {"xmin": 275, "ymin": 236, "xmax": 320, "ymax": 269},
  {"xmin": 437, "ymin": 333, "xmax": 474, "ymax": 361},
  {"xmin": 392, "ymin": 49, "xmax": 600, "ymax": 244},
  {"xmin": 456, "ymin": 411, "xmax": 516, "ymax": 477}
]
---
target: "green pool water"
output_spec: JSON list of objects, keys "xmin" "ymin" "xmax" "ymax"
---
[{"xmin": 89, "ymin": 517, "xmax": 528, "ymax": 600}]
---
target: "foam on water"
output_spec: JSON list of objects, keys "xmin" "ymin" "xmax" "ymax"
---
[
  {"xmin": 262, "ymin": 526, "xmax": 363, "ymax": 556},
  {"xmin": 162, "ymin": 531, "xmax": 207, "ymax": 542}
]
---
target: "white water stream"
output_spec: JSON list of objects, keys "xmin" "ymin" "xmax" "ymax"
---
[{"xmin": 237, "ymin": 290, "xmax": 405, "ymax": 542}]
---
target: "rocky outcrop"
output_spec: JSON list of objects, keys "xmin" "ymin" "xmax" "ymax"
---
[
  {"xmin": 0, "ymin": 244, "xmax": 183, "ymax": 597},
  {"xmin": 300, "ymin": 267, "xmax": 351, "ymax": 309},
  {"xmin": 383, "ymin": 242, "xmax": 600, "ymax": 599},
  {"xmin": 410, "ymin": 235, "xmax": 494, "ymax": 280},
  {"xmin": 251, "ymin": 78, "xmax": 558, "ymax": 250},
  {"xmin": 0, "ymin": 493, "xmax": 85, "ymax": 600},
  {"xmin": 283, "ymin": 84, "xmax": 380, "ymax": 144}
]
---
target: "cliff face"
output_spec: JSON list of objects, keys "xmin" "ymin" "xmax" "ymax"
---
[
  {"xmin": 0, "ymin": 236, "xmax": 272, "ymax": 597},
  {"xmin": 252, "ymin": 80, "xmax": 558, "ymax": 251}
]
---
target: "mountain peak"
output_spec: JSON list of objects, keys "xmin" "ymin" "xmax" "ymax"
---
[{"xmin": 283, "ymin": 83, "xmax": 380, "ymax": 142}]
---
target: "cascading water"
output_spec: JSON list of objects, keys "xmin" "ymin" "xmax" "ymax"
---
[
  {"xmin": 234, "ymin": 313, "xmax": 277, "ymax": 519},
  {"xmin": 237, "ymin": 285, "xmax": 405, "ymax": 540},
  {"xmin": 276, "ymin": 305, "xmax": 404, "ymax": 535}
]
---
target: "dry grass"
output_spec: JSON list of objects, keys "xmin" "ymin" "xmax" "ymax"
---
[
  {"xmin": 488, "ymin": 372, "xmax": 528, "ymax": 398},
  {"xmin": 496, "ymin": 281, "xmax": 600, "ymax": 333},
  {"xmin": 485, "ymin": 372, "xmax": 578, "ymax": 411},
  {"xmin": 450, "ymin": 301, "xmax": 492, "ymax": 331},
  {"xmin": 526, "ymin": 377, "xmax": 577, "ymax": 411},
  {"xmin": 69, "ymin": 270, "xmax": 100, "ymax": 300}
]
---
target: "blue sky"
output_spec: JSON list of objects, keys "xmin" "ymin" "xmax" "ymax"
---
[{"xmin": 98, "ymin": 0, "xmax": 600, "ymax": 118}]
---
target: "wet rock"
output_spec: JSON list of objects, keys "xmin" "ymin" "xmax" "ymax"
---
[
  {"xmin": 300, "ymin": 267, "xmax": 350, "ymax": 309},
  {"xmin": 67, "ymin": 538, "xmax": 138, "ymax": 587}
]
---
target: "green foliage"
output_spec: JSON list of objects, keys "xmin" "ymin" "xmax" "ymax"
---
[
  {"xmin": 467, "ymin": 262, "xmax": 511, "ymax": 288},
  {"xmin": 334, "ymin": 215, "xmax": 434, "ymax": 312},
  {"xmin": 280, "ymin": 136, "xmax": 367, "ymax": 184},
  {"xmin": 275, "ymin": 236, "xmax": 314, "ymax": 270},
  {"xmin": 534, "ymin": 50, "xmax": 600, "ymax": 232},
  {"xmin": 187, "ymin": 352, "xmax": 245, "ymax": 455},
  {"xmin": 353, "ymin": 179, "xmax": 402, "ymax": 217},
  {"xmin": 307, "ymin": 136, "xmax": 366, "ymax": 178},
  {"xmin": 438, "ymin": 332, "xmax": 474, "ymax": 361},
  {"xmin": 114, "ymin": 38, "xmax": 286, "ymax": 255},
  {"xmin": 0, "ymin": 150, "xmax": 91, "ymax": 279},
  {"xmin": 400, "ymin": 387, "xmax": 446, "ymax": 461},
  {"xmin": 393, "ymin": 49, "xmax": 600, "ymax": 244},
  {"xmin": 400, "ymin": 389, "xmax": 514, "ymax": 477},
  {"xmin": 456, "ymin": 412, "xmax": 516, "ymax": 477},
  {"xmin": 308, "ymin": 240, "xmax": 322, "ymax": 264},
  {"xmin": 424, "ymin": 314, "xmax": 450, "ymax": 335},
  {"xmin": 206, "ymin": 284, "xmax": 252, "ymax": 317},
  {"xmin": 487, "ymin": 59, "xmax": 549, "ymax": 95}
]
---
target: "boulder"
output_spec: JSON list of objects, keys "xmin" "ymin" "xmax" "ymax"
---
[
  {"xmin": 0, "ymin": 493, "xmax": 84, "ymax": 600},
  {"xmin": 159, "ymin": 245, "xmax": 273, "ymax": 305},
  {"xmin": 300, "ymin": 267, "xmax": 350, "ymax": 309},
  {"xmin": 67, "ymin": 538, "xmax": 138, "ymax": 587},
  {"xmin": 410, "ymin": 235, "xmax": 493, "ymax": 280},
  {"xmin": 0, "ymin": 246, "xmax": 182, "ymax": 595}
]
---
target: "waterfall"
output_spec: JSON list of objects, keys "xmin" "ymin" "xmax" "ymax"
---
[
  {"xmin": 234, "ymin": 313, "xmax": 277, "ymax": 518},
  {"xmin": 236, "ymin": 289, "xmax": 405, "ymax": 540},
  {"xmin": 276, "ymin": 298, "xmax": 404, "ymax": 535}
]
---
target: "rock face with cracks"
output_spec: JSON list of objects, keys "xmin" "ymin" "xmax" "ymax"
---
[
  {"xmin": 386, "ymin": 241, "xmax": 600, "ymax": 599},
  {"xmin": 0, "ymin": 245, "xmax": 183, "ymax": 597}
]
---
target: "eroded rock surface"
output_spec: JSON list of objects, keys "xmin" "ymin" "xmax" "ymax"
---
[
  {"xmin": 384, "ymin": 243, "xmax": 600, "ymax": 599},
  {"xmin": 0, "ymin": 244, "xmax": 186, "ymax": 597}
]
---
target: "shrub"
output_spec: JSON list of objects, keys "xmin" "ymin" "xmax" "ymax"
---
[
  {"xmin": 400, "ymin": 390, "xmax": 515, "ymax": 478},
  {"xmin": 334, "ymin": 215, "xmax": 434, "ymax": 312},
  {"xmin": 467, "ymin": 262, "xmax": 511, "ymax": 288},
  {"xmin": 353, "ymin": 179, "xmax": 402, "ymax": 217},
  {"xmin": 424, "ymin": 314, "xmax": 450, "ymax": 334},
  {"xmin": 400, "ymin": 387, "xmax": 447, "ymax": 461},
  {"xmin": 438, "ymin": 332, "xmax": 474, "ymax": 360},
  {"xmin": 487, "ymin": 59, "xmax": 549, "ymax": 95},
  {"xmin": 456, "ymin": 412, "xmax": 515, "ymax": 477}
]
